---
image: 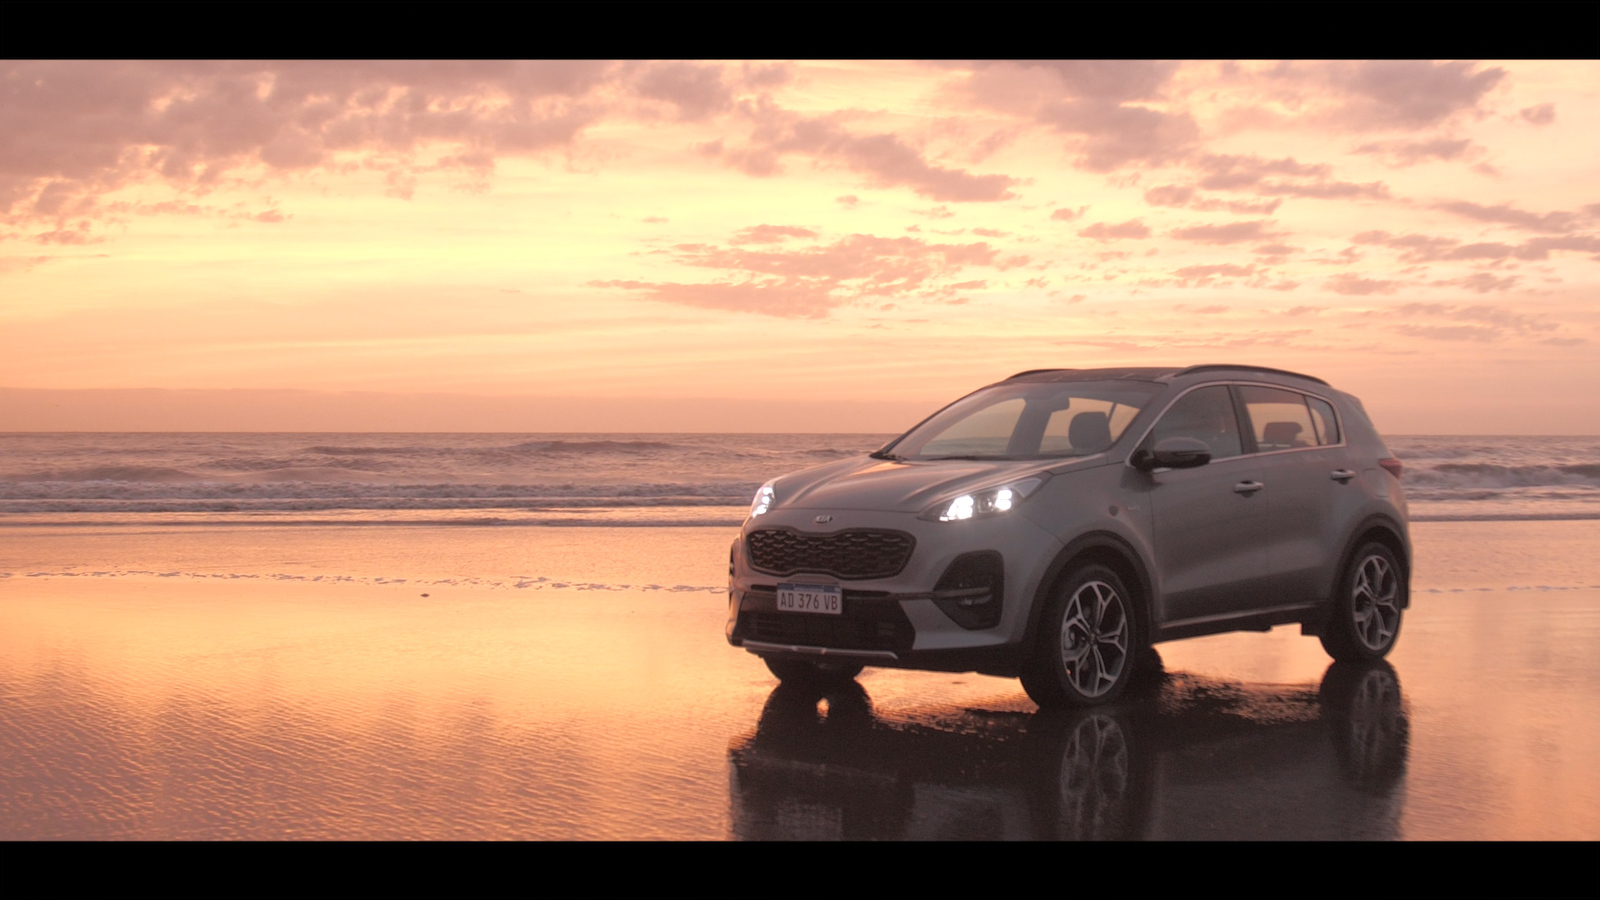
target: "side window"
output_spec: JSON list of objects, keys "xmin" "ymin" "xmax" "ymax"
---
[
  {"xmin": 1238, "ymin": 386, "xmax": 1316, "ymax": 451},
  {"xmin": 1306, "ymin": 396, "xmax": 1341, "ymax": 445},
  {"xmin": 1144, "ymin": 386, "xmax": 1242, "ymax": 460}
]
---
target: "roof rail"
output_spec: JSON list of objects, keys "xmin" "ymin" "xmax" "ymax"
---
[
  {"xmin": 1173, "ymin": 364, "xmax": 1328, "ymax": 385},
  {"xmin": 1005, "ymin": 368, "xmax": 1070, "ymax": 380}
]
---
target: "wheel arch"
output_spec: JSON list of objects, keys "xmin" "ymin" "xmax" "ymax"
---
[
  {"xmin": 1023, "ymin": 531, "xmax": 1156, "ymax": 654},
  {"xmin": 1333, "ymin": 515, "xmax": 1412, "ymax": 610}
]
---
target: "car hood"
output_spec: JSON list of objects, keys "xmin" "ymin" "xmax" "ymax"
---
[{"xmin": 770, "ymin": 455, "xmax": 1094, "ymax": 515}]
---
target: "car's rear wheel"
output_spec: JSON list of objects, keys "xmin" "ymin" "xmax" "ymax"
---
[
  {"xmin": 1320, "ymin": 542, "xmax": 1404, "ymax": 662},
  {"xmin": 763, "ymin": 656, "xmax": 865, "ymax": 686},
  {"xmin": 1022, "ymin": 564, "xmax": 1139, "ymax": 708}
]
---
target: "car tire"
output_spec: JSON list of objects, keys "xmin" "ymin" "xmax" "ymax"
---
[
  {"xmin": 1319, "ymin": 542, "xmax": 1405, "ymax": 662},
  {"xmin": 1021, "ymin": 563, "xmax": 1139, "ymax": 708},
  {"xmin": 763, "ymin": 656, "xmax": 865, "ymax": 686}
]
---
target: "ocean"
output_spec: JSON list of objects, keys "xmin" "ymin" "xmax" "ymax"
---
[{"xmin": 1, "ymin": 432, "xmax": 1596, "ymax": 526}]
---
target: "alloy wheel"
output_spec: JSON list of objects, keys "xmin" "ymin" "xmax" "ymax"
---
[
  {"xmin": 1058, "ymin": 580, "xmax": 1129, "ymax": 698},
  {"xmin": 1350, "ymin": 554, "xmax": 1400, "ymax": 652}
]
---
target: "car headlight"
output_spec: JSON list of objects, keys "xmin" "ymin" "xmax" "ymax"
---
[
  {"xmin": 749, "ymin": 480, "xmax": 777, "ymax": 518},
  {"xmin": 924, "ymin": 477, "xmax": 1044, "ymax": 522}
]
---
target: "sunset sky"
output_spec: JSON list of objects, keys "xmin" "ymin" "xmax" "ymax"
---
[{"xmin": 2, "ymin": 60, "xmax": 1597, "ymax": 433}]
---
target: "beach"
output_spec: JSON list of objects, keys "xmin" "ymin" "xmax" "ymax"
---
[
  {"xmin": 8, "ymin": 54, "xmax": 1600, "ymax": 853},
  {"xmin": 3, "ymin": 519, "xmax": 1597, "ymax": 840}
]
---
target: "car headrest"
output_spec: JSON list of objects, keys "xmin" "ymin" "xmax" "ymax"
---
[
  {"xmin": 1262, "ymin": 421, "xmax": 1304, "ymax": 447},
  {"xmin": 1069, "ymin": 411, "xmax": 1113, "ymax": 451}
]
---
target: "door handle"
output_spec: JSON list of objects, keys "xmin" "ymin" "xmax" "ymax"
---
[
  {"xmin": 1233, "ymin": 481, "xmax": 1264, "ymax": 494},
  {"xmin": 1330, "ymin": 469, "xmax": 1356, "ymax": 483}
]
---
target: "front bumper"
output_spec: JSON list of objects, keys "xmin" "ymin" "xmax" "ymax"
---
[{"xmin": 725, "ymin": 507, "xmax": 1064, "ymax": 674}]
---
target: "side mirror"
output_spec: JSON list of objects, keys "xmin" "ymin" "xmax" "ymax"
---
[{"xmin": 1132, "ymin": 437, "xmax": 1212, "ymax": 471}]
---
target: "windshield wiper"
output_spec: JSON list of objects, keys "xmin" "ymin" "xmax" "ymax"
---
[
  {"xmin": 869, "ymin": 450, "xmax": 905, "ymax": 460},
  {"xmin": 921, "ymin": 454, "xmax": 1017, "ymax": 461}
]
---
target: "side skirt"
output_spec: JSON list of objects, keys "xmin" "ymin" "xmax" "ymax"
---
[{"xmin": 1154, "ymin": 603, "xmax": 1318, "ymax": 643}]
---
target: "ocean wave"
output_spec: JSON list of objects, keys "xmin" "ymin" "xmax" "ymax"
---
[
  {"xmin": 202, "ymin": 455, "xmax": 393, "ymax": 472},
  {"xmin": 301, "ymin": 445, "xmax": 400, "ymax": 456},
  {"xmin": 0, "ymin": 465, "xmax": 201, "ymax": 483},
  {"xmin": 1409, "ymin": 512, "xmax": 1600, "ymax": 522},
  {"xmin": 1408, "ymin": 462, "xmax": 1600, "ymax": 490},
  {"xmin": 502, "ymin": 439, "xmax": 684, "ymax": 454}
]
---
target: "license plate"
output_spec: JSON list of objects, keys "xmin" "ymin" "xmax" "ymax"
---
[{"xmin": 777, "ymin": 583, "xmax": 842, "ymax": 615}]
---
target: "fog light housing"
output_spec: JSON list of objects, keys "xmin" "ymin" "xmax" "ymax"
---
[{"xmin": 931, "ymin": 551, "xmax": 1004, "ymax": 630}]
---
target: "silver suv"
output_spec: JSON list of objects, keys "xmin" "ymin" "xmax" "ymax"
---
[{"xmin": 725, "ymin": 365, "xmax": 1410, "ymax": 707}]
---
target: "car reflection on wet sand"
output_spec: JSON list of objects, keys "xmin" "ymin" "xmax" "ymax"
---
[{"xmin": 729, "ymin": 657, "xmax": 1408, "ymax": 840}]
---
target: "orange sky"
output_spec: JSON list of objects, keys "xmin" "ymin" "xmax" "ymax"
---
[{"xmin": 2, "ymin": 60, "xmax": 1597, "ymax": 433}]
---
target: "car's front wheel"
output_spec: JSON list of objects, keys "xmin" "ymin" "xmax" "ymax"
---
[
  {"xmin": 763, "ymin": 656, "xmax": 865, "ymax": 686},
  {"xmin": 1022, "ymin": 564, "xmax": 1139, "ymax": 708},
  {"xmin": 1320, "ymin": 542, "xmax": 1405, "ymax": 662}
]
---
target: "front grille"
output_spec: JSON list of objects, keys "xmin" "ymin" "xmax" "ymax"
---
[{"xmin": 746, "ymin": 528, "xmax": 915, "ymax": 580}]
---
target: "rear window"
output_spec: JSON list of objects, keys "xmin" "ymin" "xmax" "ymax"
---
[
  {"xmin": 1236, "ymin": 385, "xmax": 1339, "ymax": 451},
  {"xmin": 1306, "ymin": 396, "xmax": 1341, "ymax": 445}
]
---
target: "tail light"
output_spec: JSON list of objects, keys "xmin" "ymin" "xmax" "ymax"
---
[{"xmin": 1379, "ymin": 458, "xmax": 1403, "ymax": 480}]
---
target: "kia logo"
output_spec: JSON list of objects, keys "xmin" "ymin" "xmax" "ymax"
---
[{"xmin": 813, "ymin": 515, "xmax": 834, "ymax": 524}]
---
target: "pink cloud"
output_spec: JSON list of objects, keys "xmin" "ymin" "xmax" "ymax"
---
[
  {"xmin": 1326, "ymin": 273, "xmax": 1399, "ymax": 295},
  {"xmin": 1387, "ymin": 303, "xmax": 1557, "ymax": 342},
  {"xmin": 1337, "ymin": 61, "xmax": 1507, "ymax": 128},
  {"xmin": 729, "ymin": 224, "xmax": 817, "ymax": 244},
  {"xmin": 961, "ymin": 61, "xmax": 1199, "ymax": 171},
  {"xmin": 1247, "ymin": 61, "xmax": 1506, "ymax": 131},
  {"xmin": 631, "ymin": 62, "xmax": 732, "ymax": 121},
  {"xmin": 1253, "ymin": 243, "xmax": 1298, "ymax": 257},
  {"xmin": 1435, "ymin": 201, "xmax": 1582, "ymax": 234},
  {"xmin": 1259, "ymin": 180, "xmax": 1389, "ymax": 200},
  {"xmin": 0, "ymin": 60, "xmax": 615, "ymax": 216},
  {"xmin": 1143, "ymin": 185, "xmax": 1194, "ymax": 207},
  {"xmin": 708, "ymin": 110, "xmax": 1018, "ymax": 202},
  {"xmin": 1169, "ymin": 220, "xmax": 1282, "ymax": 244},
  {"xmin": 1518, "ymin": 103, "xmax": 1556, "ymax": 125},
  {"xmin": 1079, "ymin": 219, "xmax": 1150, "ymax": 241},
  {"xmin": 1353, "ymin": 138, "xmax": 1476, "ymax": 167},
  {"xmin": 1433, "ymin": 272, "xmax": 1519, "ymax": 293},
  {"xmin": 1173, "ymin": 264, "xmax": 1254, "ymax": 280},
  {"xmin": 1352, "ymin": 229, "xmax": 1600, "ymax": 262},
  {"xmin": 593, "ymin": 230, "xmax": 1017, "ymax": 318},
  {"xmin": 1195, "ymin": 154, "xmax": 1328, "ymax": 190}
]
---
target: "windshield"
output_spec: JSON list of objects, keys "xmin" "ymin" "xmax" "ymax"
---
[{"xmin": 880, "ymin": 380, "xmax": 1162, "ymax": 460}]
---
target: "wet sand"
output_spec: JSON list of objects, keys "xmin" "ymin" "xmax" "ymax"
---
[{"xmin": 2, "ymin": 521, "xmax": 1598, "ymax": 840}]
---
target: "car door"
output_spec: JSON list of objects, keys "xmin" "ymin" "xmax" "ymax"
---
[
  {"xmin": 1140, "ymin": 384, "xmax": 1272, "ymax": 624},
  {"xmin": 1238, "ymin": 386, "xmax": 1361, "ymax": 607}
]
